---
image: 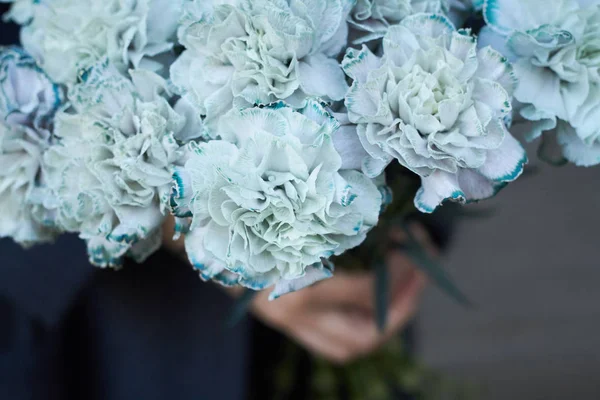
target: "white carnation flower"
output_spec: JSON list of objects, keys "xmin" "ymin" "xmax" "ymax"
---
[
  {"xmin": 0, "ymin": 47, "xmax": 64, "ymax": 245},
  {"xmin": 342, "ymin": 14, "xmax": 527, "ymax": 213},
  {"xmin": 170, "ymin": 100, "xmax": 382, "ymax": 298},
  {"xmin": 482, "ymin": 0, "xmax": 600, "ymax": 166},
  {"xmin": 36, "ymin": 60, "xmax": 191, "ymax": 267},
  {"xmin": 348, "ymin": 0, "xmax": 448, "ymax": 43},
  {"xmin": 171, "ymin": 0, "xmax": 352, "ymax": 138},
  {"xmin": 19, "ymin": 0, "xmax": 184, "ymax": 84}
]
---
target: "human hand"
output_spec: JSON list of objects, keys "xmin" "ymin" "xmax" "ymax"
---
[
  {"xmin": 250, "ymin": 225, "xmax": 433, "ymax": 364},
  {"xmin": 161, "ymin": 216, "xmax": 434, "ymax": 364}
]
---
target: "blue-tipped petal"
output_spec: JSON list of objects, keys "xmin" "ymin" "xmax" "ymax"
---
[
  {"xmin": 483, "ymin": 0, "xmax": 573, "ymax": 36},
  {"xmin": 85, "ymin": 236, "xmax": 128, "ymax": 269},
  {"xmin": 170, "ymin": 166, "xmax": 193, "ymax": 218},
  {"xmin": 268, "ymin": 262, "xmax": 334, "ymax": 301},
  {"xmin": 477, "ymin": 132, "xmax": 528, "ymax": 183},
  {"xmin": 414, "ymin": 171, "xmax": 466, "ymax": 214},
  {"xmin": 239, "ymin": 269, "xmax": 281, "ymax": 291},
  {"xmin": 400, "ymin": 13, "xmax": 456, "ymax": 37},
  {"xmin": 184, "ymin": 226, "xmax": 227, "ymax": 281},
  {"xmin": 378, "ymin": 184, "xmax": 393, "ymax": 213},
  {"xmin": 127, "ymin": 229, "xmax": 162, "ymax": 264},
  {"xmin": 341, "ymin": 45, "xmax": 381, "ymax": 83},
  {"xmin": 457, "ymin": 169, "xmax": 499, "ymax": 203},
  {"xmin": 172, "ymin": 217, "xmax": 192, "ymax": 241},
  {"xmin": 213, "ymin": 270, "xmax": 242, "ymax": 287}
]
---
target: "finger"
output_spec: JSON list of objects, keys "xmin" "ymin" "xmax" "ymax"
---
[
  {"xmin": 386, "ymin": 250, "xmax": 417, "ymax": 286},
  {"xmin": 301, "ymin": 270, "xmax": 426, "ymax": 362},
  {"xmin": 253, "ymin": 293, "xmax": 359, "ymax": 363},
  {"xmin": 287, "ymin": 324, "xmax": 357, "ymax": 364},
  {"xmin": 310, "ymin": 308, "xmax": 380, "ymax": 360},
  {"xmin": 279, "ymin": 306, "xmax": 378, "ymax": 364},
  {"xmin": 307, "ymin": 272, "xmax": 375, "ymax": 311},
  {"xmin": 380, "ymin": 269, "xmax": 427, "ymax": 342}
]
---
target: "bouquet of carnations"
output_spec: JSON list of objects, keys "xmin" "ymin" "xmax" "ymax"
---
[
  {"xmin": 3, "ymin": 0, "xmax": 599, "ymax": 398},
  {"xmin": 1, "ymin": 0, "xmax": 598, "ymax": 321}
]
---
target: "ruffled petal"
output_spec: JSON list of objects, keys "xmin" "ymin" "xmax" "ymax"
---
[
  {"xmin": 513, "ymin": 61, "xmax": 570, "ymax": 122},
  {"xmin": 341, "ymin": 45, "xmax": 382, "ymax": 84},
  {"xmin": 520, "ymin": 105, "xmax": 559, "ymax": 141},
  {"xmin": 474, "ymin": 45, "xmax": 518, "ymax": 96},
  {"xmin": 457, "ymin": 169, "xmax": 499, "ymax": 202},
  {"xmin": 332, "ymin": 124, "xmax": 370, "ymax": 170},
  {"xmin": 298, "ymin": 53, "xmax": 349, "ymax": 101},
  {"xmin": 185, "ymin": 224, "xmax": 228, "ymax": 281},
  {"xmin": 414, "ymin": 170, "xmax": 466, "ymax": 214},
  {"xmin": 477, "ymin": 131, "xmax": 528, "ymax": 183},
  {"xmin": 400, "ymin": 13, "xmax": 455, "ymax": 37},
  {"xmin": 268, "ymin": 262, "xmax": 334, "ymax": 300},
  {"xmin": 556, "ymin": 121, "xmax": 600, "ymax": 166},
  {"xmin": 484, "ymin": 0, "xmax": 578, "ymax": 35}
]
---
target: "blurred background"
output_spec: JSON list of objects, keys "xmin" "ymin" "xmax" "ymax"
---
[{"xmin": 418, "ymin": 140, "xmax": 600, "ymax": 399}]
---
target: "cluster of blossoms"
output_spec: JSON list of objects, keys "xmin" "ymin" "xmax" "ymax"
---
[{"xmin": 0, "ymin": 0, "xmax": 596, "ymax": 297}]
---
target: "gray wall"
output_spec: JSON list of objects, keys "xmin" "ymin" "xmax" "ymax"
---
[{"xmin": 419, "ymin": 142, "xmax": 600, "ymax": 399}]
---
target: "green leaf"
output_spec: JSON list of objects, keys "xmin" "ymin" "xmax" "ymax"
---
[
  {"xmin": 374, "ymin": 259, "xmax": 389, "ymax": 332},
  {"xmin": 398, "ymin": 224, "xmax": 472, "ymax": 308},
  {"xmin": 226, "ymin": 289, "xmax": 257, "ymax": 328}
]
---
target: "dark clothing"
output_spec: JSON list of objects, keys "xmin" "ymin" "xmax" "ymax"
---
[
  {"xmin": 0, "ymin": 237, "xmax": 250, "ymax": 400},
  {"xmin": 74, "ymin": 251, "xmax": 249, "ymax": 400},
  {"xmin": 0, "ymin": 11, "xmax": 249, "ymax": 399},
  {"xmin": 0, "ymin": 212, "xmax": 455, "ymax": 400}
]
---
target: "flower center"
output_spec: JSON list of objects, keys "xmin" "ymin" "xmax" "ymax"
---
[{"xmin": 393, "ymin": 63, "xmax": 464, "ymax": 135}]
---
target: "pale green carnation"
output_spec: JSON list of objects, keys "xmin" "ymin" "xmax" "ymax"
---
[
  {"xmin": 171, "ymin": 0, "xmax": 353, "ymax": 138},
  {"xmin": 35, "ymin": 60, "xmax": 190, "ymax": 267},
  {"xmin": 0, "ymin": 46, "xmax": 64, "ymax": 246},
  {"xmin": 343, "ymin": 14, "xmax": 527, "ymax": 213},
  {"xmin": 483, "ymin": 0, "xmax": 600, "ymax": 166},
  {"xmin": 171, "ymin": 100, "xmax": 382, "ymax": 298},
  {"xmin": 19, "ymin": 0, "xmax": 184, "ymax": 84}
]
